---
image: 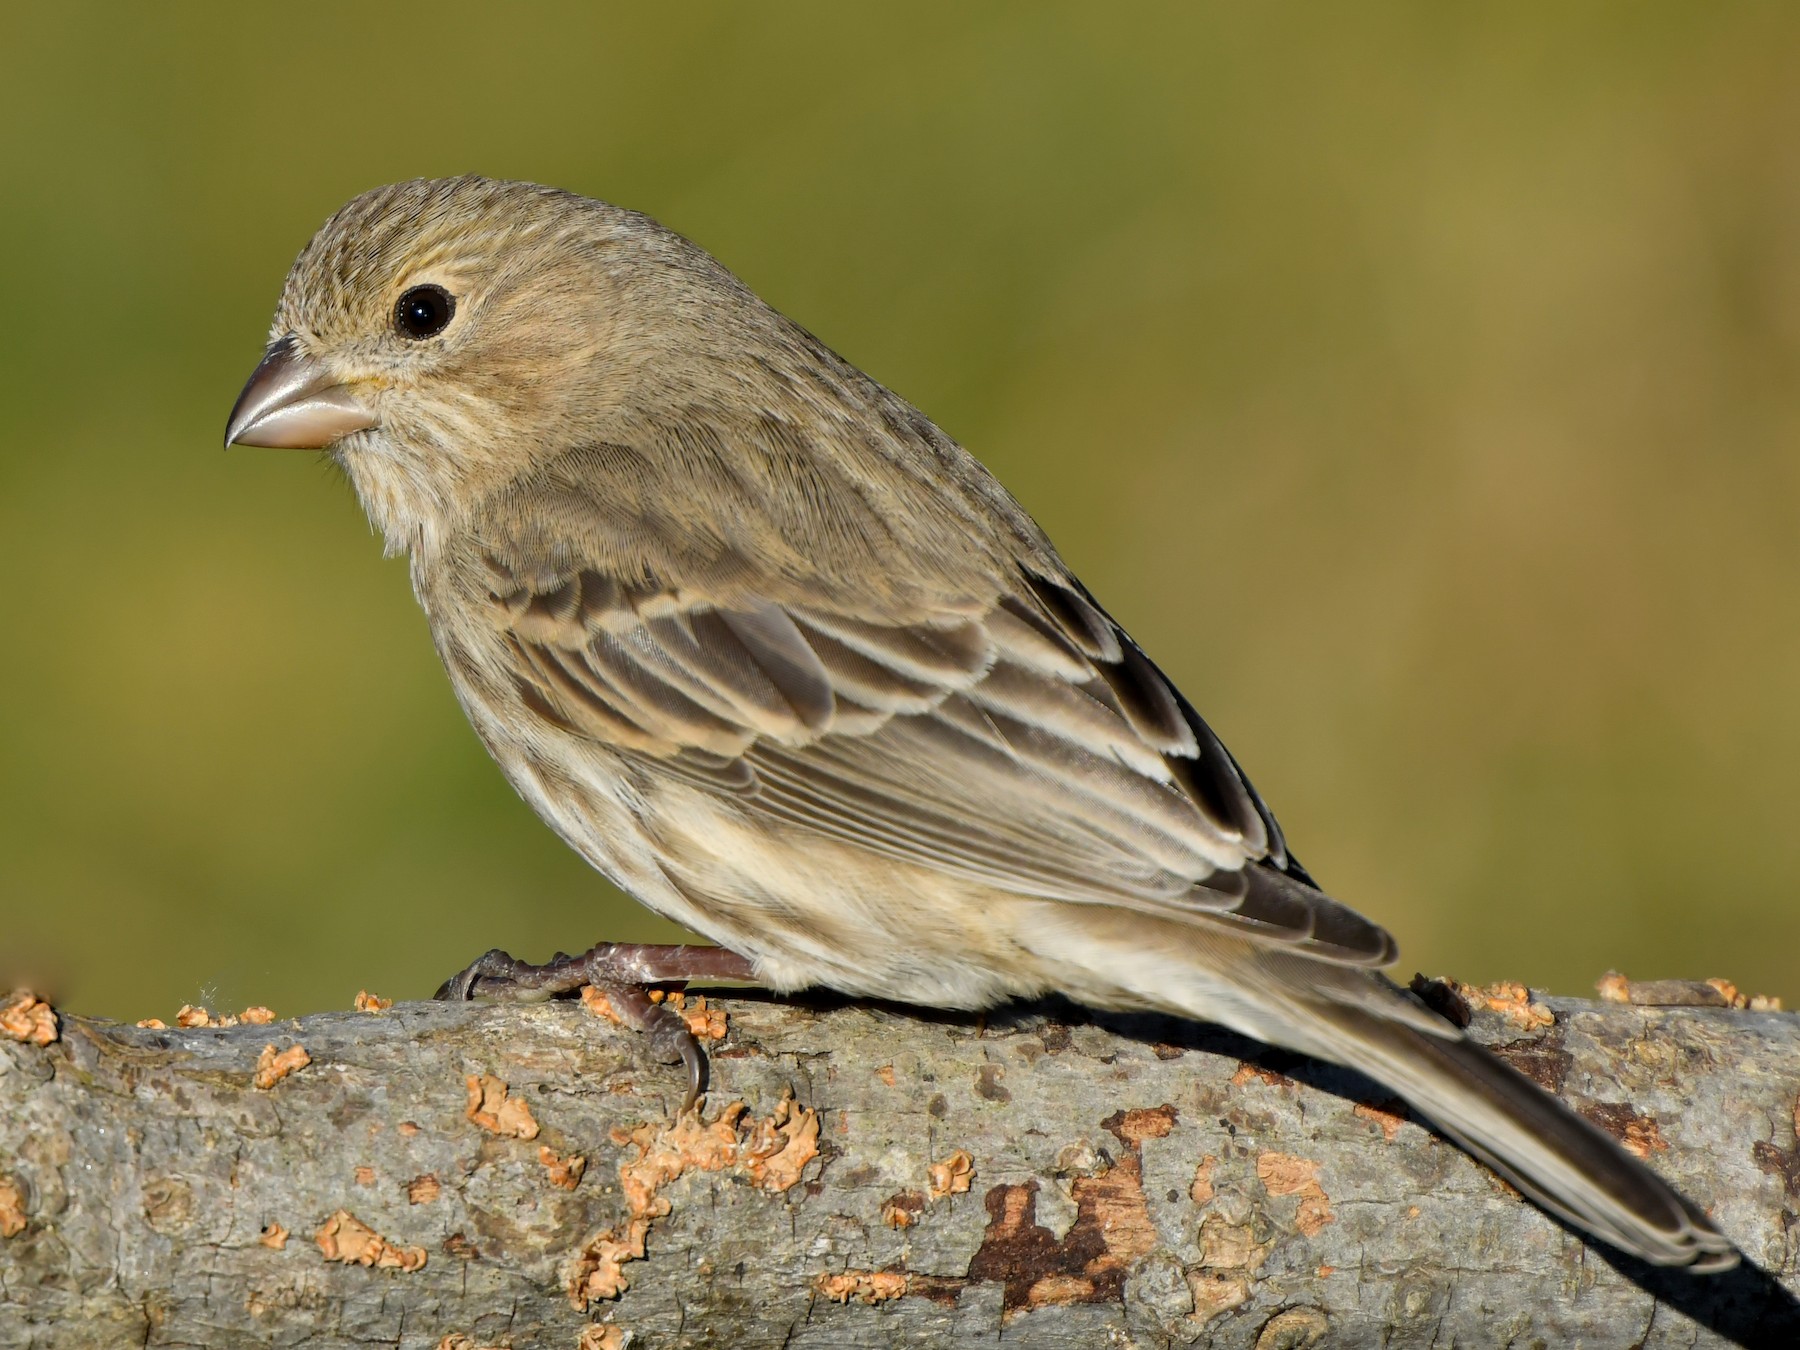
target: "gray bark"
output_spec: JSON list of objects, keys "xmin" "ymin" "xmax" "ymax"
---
[{"xmin": 1, "ymin": 988, "xmax": 1797, "ymax": 1349}]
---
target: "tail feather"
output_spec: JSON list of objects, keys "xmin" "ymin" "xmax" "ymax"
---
[{"xmin": 1297, "ymin": 989, "xmax": 1738, "ymax": 1270}]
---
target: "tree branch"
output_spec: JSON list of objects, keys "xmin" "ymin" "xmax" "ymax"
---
[{"xmin": 2, "ymin": 985, "xmax": 1797, "ymax": 1348}]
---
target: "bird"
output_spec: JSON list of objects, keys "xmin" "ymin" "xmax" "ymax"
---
[{"xmin": 225, "ymin": 175, "xmax": 1736, "ymax": 1271}]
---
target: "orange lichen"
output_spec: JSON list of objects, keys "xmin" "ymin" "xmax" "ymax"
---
[
  {"xmin": 876, "ymin": 1064, "xmax": 896, "ymax": 1087},
  {"xmin": 406, "ymin": 1174, "xmax": 441, "ymax": 1205},
  {"xmin": 1255, "ymin": 1152, "xmax": 1334, "ymax": 1236},
  {"xmin": 0, "ymin": 1177, "xmax": 26, "ymax": 1237},
  {"xmin": 258, "ymin": 1222, "xmax": 288, "ymax": 1250},
  {"xmin": 576, "ymin": 1328, "xmax": 626, "ymax": 1350},
  {"xmin": 0, "ymin": 992, "xmax": 58, "ymax": 1046},
  {"xmin": 927, "ymin": 1149, "xmax": 975, "ymax": 1199},
  {"xmin": 1353, "ymin": 1099, "xmax": 1408, "ymax": 1142},
  {"xmin": 567, "ymin": 1095, "xmax": 819, "ymax": 1307},
  {"xmin": 579, "ymin": 985, "xmax": 625, "ymax": 1024},
  {"xmin": 253, "ymin": 1043, "xmax": 311, "ymax": 1090},
  {"xmin": 604, "ymin": 988, "xmax": 728, "ymax": 1040},
  {"xmin": 740, "ymin": 1093, "xmax": 821, "ymax": 1189},
  {"xmin": 1189, "ymin": 1155, "xmax": 1218, "ymax": 1205},
  {"xmin": 1413, "ymin": 975, "xmax": 1556, "ymax": 1029},
  {"xmin": 541, "ymin": 1146, "xmax": 588, "ymax": 1191},
  {"xmin": 1598, "ymin": 971, "xmax": 1782, "ymax": 1010},
  {"xmin": 315, "ymin": 1210, "xmax": 427, "ymax": 1272},
  {"xmin": 671, "ymin": 992, "xmax": 727, "ymax": 1041},
  {"xmin": 1706, "ymin": 978, "xmax": 1782, "ymax": 1011},
  {"xmin": 354, "ymin": 990, "xmax": 393, "ymax": 1012},
  {"xmin": 817, "ymin": 1270, "xmax": 906, "ymax": 1304},
  {"xmin": 135, "ymin": 1018, "xmax": 167, "ymax": 1029},
  {"xmin": 354, "ymin": 1167, "xmax": 376, "ymax": 1187},
  {"xmin": 1468, "ymin": 981, "xmax": 1554, "ymax": 1031},
  {"xmin": 464, "ymin": 1074, "xmax": 541, "ymax": 1140},
  {"xmin": 882, "ymin": 1191, "xmax": 926, "ymax": 1229},
  {"xmin": 167, "ymin": 1003, "xmax": 275, "ymax": 1029},
  {"xmin": 1110, "ymin": 1106, "xmax": 1177, "ymax": 1144},
  {"xmin": 436, "ymin": 1336, "xmax": 511, "ymax": 1350},
  {"xmin": 1230, "ymin": 1063, "xmax": 1292, "ymax": 1089}
]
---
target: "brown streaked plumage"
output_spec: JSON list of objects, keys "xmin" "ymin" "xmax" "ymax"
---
[{"xmin": 226, "ymin": 175, "xmax": 1737, "ymax": 1270}]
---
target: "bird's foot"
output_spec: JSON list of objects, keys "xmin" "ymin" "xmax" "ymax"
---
[{"xmin": 434, "ymin": 942, "xmax": 757, "ymax": 1112}]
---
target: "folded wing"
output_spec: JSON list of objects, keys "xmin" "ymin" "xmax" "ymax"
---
[{"xmin": 483, "ymin": 553, "xmax": 1395, "ymax": 967}]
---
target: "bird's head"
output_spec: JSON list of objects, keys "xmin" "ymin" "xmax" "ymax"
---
[{"xmin": 224, "ymin": 176, "xmax": 739, "ymax": 555}]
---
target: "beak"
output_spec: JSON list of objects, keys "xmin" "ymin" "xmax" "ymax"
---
[{"xmin": 224, "ymin": 336, "xmax": 379, "ymax": 449}]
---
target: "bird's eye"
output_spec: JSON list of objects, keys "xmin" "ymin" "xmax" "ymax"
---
[{"xmin": 393, "ymin": 285, "xmax": 456, "ymax": 340}]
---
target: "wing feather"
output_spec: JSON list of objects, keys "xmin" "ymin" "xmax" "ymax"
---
[{"xmin": 483, "ymin": 549, "xmax": 1392, "ymax": 966}]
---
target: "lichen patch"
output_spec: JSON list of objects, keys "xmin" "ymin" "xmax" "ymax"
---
[
  {"xmin": 353, "ymin": 990, "xmax": 393, "ymax": 1012},
  {"xmin": 639, "ymin": 988, "xmax": 729, "ymax": 1040},
  {"xmin": 257, "ymin": 1222, "xmax": 288, "ymax": 1250},
  {"xmin": 1255, "ymin": 1152, "xmax": 1334, "ymax": 1236},
  {"xmin": 928, "ymin": 1149, "xmax": 975, "ymax": 1199},
  {"xmin": 1352, "ymin": 1098, "xmax": 1408, "ymax": 1143},
  {"xmin": 668, "ymin": 991, "xmax": 727, "ymax": 1041},
  {"xmin": 580, "ymin": 985, "xmax": 625, "ymax": 1025},
  {"xmin": 1230, "ymin": 1063, "xmax": 1293, "ymax": 1090},
  {"xmin": 314, "ymin": 1209, "xmax": 427, "ymax": 1272},
  {"xmin": 0, "ymin": 991, "xmax": 57, "ymax": 1046},
  {"xmin": 1189, "ymin": 1156, "xmax": 1218, "ymax": 1206},
  {"xmin": 567, "ymin": 1094, "xmax": 819, "ymax": 1308},
  {"xmin": 739, "ymin": 1094, "xmax": 820, "ymax": 1190},
  {"xmin": 0, "ymin": 1177, "xmax": 27, "ymax": 1237},
  {"xmin": 1415, "ymin": 977, "xmax": 1554, "ymax": 1031},
  {"xmin": 816, "ymin": 1269, "xmax": 907, "ymax": 1304},
  {"xmin": 540, "ymin": 1146, "xmax": 588, "ymax": 1190},
  {"xmin": 464, "ymin": 1074, "xmax": 540, "ymax": 1140},
  {"xmin": 881, "ymin": 1191, "xmax": 926, "ymax": 1229},
  {"xmin": 1104, "ymin": 1105, "xmax": 1177, "ymax": 1145},
  {"xmin": 965, "ymin": 1104, "xmax": 1171, "ymax": 1319},
  {"xmin": 253, "ymin": 1043, "xmax": 311, "ymax": 1090}
]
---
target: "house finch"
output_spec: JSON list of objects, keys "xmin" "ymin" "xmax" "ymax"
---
[{"xmin": 226, "ymin": 176, "xmax": 1734, "ymax": 1270}]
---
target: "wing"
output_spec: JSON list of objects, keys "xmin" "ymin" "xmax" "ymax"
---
[{"xmin": 475, "ymin": 545, "xmax": 1394, "ymax": 968}]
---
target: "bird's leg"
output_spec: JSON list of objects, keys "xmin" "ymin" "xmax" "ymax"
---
[{"xmin": 434, "ymin": 942, "xmax": 759, "ymax": 1112}]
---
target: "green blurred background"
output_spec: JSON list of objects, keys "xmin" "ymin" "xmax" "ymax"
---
[{"xmin": 2, "ymin": 5, "xmax": 1797, "ymax": 1022}]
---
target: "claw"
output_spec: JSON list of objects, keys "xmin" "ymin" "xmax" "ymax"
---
[
  {"xmin": 434, "ymin": 948, "xmax": 520, "ymax": 1002},
  {"xmin": 429, "ymin": 940, "xmax": 753, "ymax": 1115}
]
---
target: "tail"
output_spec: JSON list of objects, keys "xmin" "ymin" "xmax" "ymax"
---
[{"xmin": 1273, "ymin": 970, "xmax": 1738, "ymax": 1271}]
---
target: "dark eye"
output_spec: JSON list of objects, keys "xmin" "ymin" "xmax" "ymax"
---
[{"xmin": 393, "ymin": 284, "xmax": 456, "ymax": 340}]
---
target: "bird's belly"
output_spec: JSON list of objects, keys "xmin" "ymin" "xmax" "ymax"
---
[{"xmin": 483, "ymin": 731, "xmax": 1051, "ymax": 1008}]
